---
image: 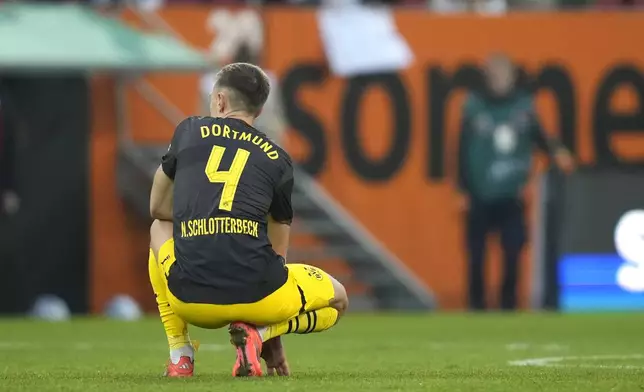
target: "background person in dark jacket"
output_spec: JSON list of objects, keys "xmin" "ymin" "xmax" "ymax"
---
[{"xmin": 457, "ymin": 53, "xmax": 574, "ymax": 311}]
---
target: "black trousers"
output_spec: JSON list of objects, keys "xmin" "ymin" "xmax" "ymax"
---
[{"xmin": 466, "ymin": 198, "xmax": 526, "ymax": 310}]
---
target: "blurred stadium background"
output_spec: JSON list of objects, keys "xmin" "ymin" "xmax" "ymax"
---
[{"xmin": 0, "ymin": 1, "xmax": 644, "ymax": 390}]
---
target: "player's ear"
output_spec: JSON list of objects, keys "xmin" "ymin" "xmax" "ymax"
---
[{"xmin": 217, "ymin": 92, "xmax": 226, "ymax": 114}]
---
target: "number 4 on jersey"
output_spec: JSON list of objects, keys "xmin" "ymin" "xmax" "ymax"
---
[{"xmin": 205, "ymin": 146, "xmax": 250, "ymax": 211}]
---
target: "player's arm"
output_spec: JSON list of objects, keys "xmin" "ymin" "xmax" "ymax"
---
[
  {"xmin": 268, "ymin": 216, "xmax": 290, "ymax": 259},
  {"xmin": 268, "ymin": 161, "xmax": 294, "ymax": 259},
  {"xmin": 150, "ymin": 167, "xmax": 174, "ymax": 221},
  {"xmin": 150, "ymin": 119, "xmax": 186, "ymax": 220}
]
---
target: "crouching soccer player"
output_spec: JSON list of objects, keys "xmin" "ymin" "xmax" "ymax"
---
[{"xmin": 147, "ymin": 62, "xmax": 349, "ymax": 378}]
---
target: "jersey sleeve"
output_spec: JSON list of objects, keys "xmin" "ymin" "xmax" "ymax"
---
[
  {"xmin": 161, "ymin": 118, "xmax": 191, "ymax": 179},
  {"xmin": 269, "ymin": 160, "xmax": 294, "ymax": 225}
]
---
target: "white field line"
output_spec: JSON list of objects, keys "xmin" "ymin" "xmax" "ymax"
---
[
  {"xmin": 505, "ymin": 342, "xmax": 569, "ymax": 352},
  {"xmin": 509, "ymin": 354, "xmax": 644, "ymax": 369}
]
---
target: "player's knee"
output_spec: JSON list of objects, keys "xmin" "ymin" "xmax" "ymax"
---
[
  {"xmin": 329, "ymin": 277, "xmax": 349, "ymax": 317},
  {"xmin": 150, "ymin": 219, "xmax": 173, "ymax": 257}
]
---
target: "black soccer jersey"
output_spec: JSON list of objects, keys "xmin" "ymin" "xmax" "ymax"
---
[{"xmin": 160, "ymin": 116, "xmax": 293, "ymax": 305}]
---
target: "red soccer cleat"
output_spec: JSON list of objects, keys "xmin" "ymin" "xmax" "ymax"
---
[
  {"xmin": 163, "ymin": 340, "xmax": 199, "ymax": 378},
  {"xmin": 164, "ymin": 356, "xmax": 194, "ymax": 378},
  {"xmin": 229, "ymin": 322, "xmax": 263, "ymax": 377}
]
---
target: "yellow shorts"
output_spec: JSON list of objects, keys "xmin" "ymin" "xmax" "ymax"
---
[{"xmin": 157, "ymin": 239, "xmax": 336, "ymax": 329}]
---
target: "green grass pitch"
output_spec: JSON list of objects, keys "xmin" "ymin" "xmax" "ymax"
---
[{"xmin": 1, "ymin": 313, "xmax": 643, "ymax": 391}]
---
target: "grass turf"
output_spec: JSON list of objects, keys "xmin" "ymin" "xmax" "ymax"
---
[{"xmin": 0, "ymin": 313, "xmax": 643, "ymax": 391}]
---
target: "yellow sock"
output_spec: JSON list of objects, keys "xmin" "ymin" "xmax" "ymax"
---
[
  {"xmin": 260, "ymin": 307, "xmax": 339, "ymax": 342},
  {"xmin": 148, "ymin": 249, "xmax": 191, "ymax": 351}
]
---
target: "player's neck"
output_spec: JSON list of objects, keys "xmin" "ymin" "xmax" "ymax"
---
[{"xmin": 217, "ymin": 111, "xmax": 255, "ymax": 127}]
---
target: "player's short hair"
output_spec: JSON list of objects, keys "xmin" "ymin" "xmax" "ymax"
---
[{"xmin": 214, "ymin": 62, "xmax": 270, "ymax": 116}]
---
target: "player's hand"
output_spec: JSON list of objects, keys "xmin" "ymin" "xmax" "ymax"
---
[
  {"xmin": 261, "ymin": 337, "xmax": 290, "ymax": 376},
  {"xmin": 266, "ymin": 358, "xmax": 290, "ymax": 376},
  {"xmin": 554, "ymin": 148, "xmax": 575, "ymax": 175}
]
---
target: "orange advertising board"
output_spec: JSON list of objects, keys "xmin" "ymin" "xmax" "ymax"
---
[{"xmin": 90, "ymin": 9, "xmax": 644, "ymax": 312}]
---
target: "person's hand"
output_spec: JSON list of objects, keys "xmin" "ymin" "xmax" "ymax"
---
[
  {"xmin": 554, "ymin": 148, "xmax": 575, "ymax": 175},
  {"xmin": 2, "ymin": 191, "xmax": 20, "ymax": 215},
  {"xmin": 456, "ymin": 193, "xmax": 470, "ymax": 212},
  {"xmin": 261, "ymin": 337, "xmax": 290, "ymax": 376}
]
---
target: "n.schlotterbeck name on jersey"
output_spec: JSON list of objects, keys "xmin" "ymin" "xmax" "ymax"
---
[{"xmin": 180, "ymin": 217, "xmax": 260, "ymax": 239}]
